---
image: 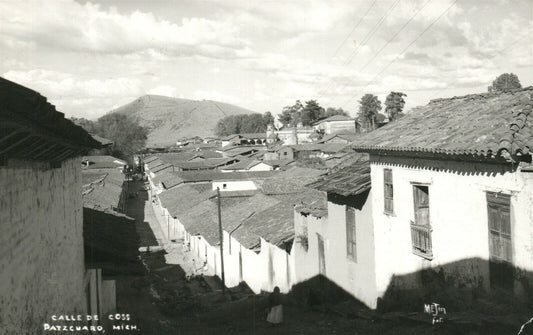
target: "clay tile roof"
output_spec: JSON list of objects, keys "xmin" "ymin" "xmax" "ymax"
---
[
  {"xmin": 158, "ymin": 185, "xmax": 214, "ymax": 218},
  {"xmin": 314, "ymin": 115, "xmax": 354, "ymax": 124},
  {"xmin": 352, "ymin": 87, "xmax": 533, "ymax": 160},
  {"xmin": 233, "ymin": 191, "xmax": 326, "ymax": 249},
  {"xmin": 307, "ymin": 158, "xmax": 370, "ymax": 197},
  {"xmin": 152, "ymin": 171, "xmax": 184, "ymax": 189},
  {"xmin": 0, "ymin": 77, "xmax": 101, "ymax": 161},
  {"xmin": 176, "ymin": 170, "xmax": 277, "ymax": 182},
  {"xmin": 82, "ymin": 171, "xmax": 125, "ymax": 210}
]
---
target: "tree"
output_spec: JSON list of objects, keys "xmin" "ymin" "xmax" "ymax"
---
[
  {"xmin": 488, "ymin": 73, "xmax": 522, "ymax": 93},
  {"xmin": 215, "ymin": 115, "xmax": 241, "ymax": 136},
  {"xmin": 94, "ymin": 114, "xmax": 148, "ymax": 161},
  {"xmin": 215, "ymin": 112, "xmax": 273, "ymax": 136},
  {"xmin": 301, "ymin": 100, "xmax": 325, "ymax": 126},
  {"xmin": 263, "ymin": 112, "xmax": 275, "ymax": 126},
  {"xmin": 325, "ymin": 107, "xmax": 349, "ymax": 118},
  {"xmin": 359, "ymin": 94, "xmax": 382, "ymax": 130},
  {"xmin": 279, "ymin": 100, "xmax": 304, "ymax": 127},
  {"xmin": 279, "ymin": 100, "xmax": 327, "ymax": 127},
  {"xmin": 384, "ymin": 92, "xmax": 407, "ymax": 121},
  {"xmin": 73, "ymin": 114, "xmax": 148, "ymax": 162}
]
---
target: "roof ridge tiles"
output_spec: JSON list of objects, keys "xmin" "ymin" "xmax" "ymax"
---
[{"xmin": 429, "ymin": 86, "xmax": 533, "ymax": 104}]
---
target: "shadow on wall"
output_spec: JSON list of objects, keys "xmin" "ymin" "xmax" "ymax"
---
[
  {"xmin": 376, "ymin": 257, "xmax": 533, "ymax": 314},
  {"xmin": 290, "ymin": 275, "xmax": 368, "ymax": 309},
  {"xmin": 83, "ymin": 206, "xmax": 144, "ymax": 276},
  {"xmin": 370, "ymin": 155, "xmax": 521, "ymax": 177}
]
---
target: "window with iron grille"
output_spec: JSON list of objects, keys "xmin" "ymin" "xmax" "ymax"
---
[
  {"xmin": 384, "ymin": 169, "xmax": 394, "ymax": 214},
  {"xmin": 346, "ymin": 207, "xmax": 357, "ymax": 262},
  {"xmin": 411, "ymin": 184, "xmax": 432, "ymax": 259}
]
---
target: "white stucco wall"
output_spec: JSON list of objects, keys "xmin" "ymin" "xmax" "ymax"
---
[
  {"xmin": 249, "ymin": 163, "xmax": 274, "ymax": 171},
  {"xmin": 212, "ymin": 180, "xmax": 257, "ymax": 192},
  {"xmin": 369, "ymin": 157, "xmax": 533, "ymax": 300},
  {"xmin": 293, "ymin": 195, "xmax": 378, "ymax": 308},
  {"xmin": 315, "ymin": 120, "xmax": 356, "ymax": 135}
]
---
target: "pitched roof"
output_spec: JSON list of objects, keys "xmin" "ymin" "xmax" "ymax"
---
[
  {"xmin": 240, "ymin": 133, "xmax": 267, "ymax": 139},
  {"xmin": 289, "ymin": 143, "xmax": 348, "ymax": 153},
  {"xmin": 156, "ymin": 151, "xmax": 223, "ymax": 165},
  {"xmin": 258, "ymin": 167, "xmax": 327, "ymax": 195},
  {"xmin": 82, "ymin": 155, "xmax": 126, "ymax": 169},
  {"xmin": 314, "ymin": 115, "xmax": 354, "ymax": 124},
  {"xmin": 233, "ymin": 191, "xmax": 326, "ymax": 249},
  {"xmin": 151, "ymin": 163, "xmax": 174, "ymax": 173},
  {"xmin": 220, "ymin": 159, "xmax": 270, "ymax": 171},
  {"xmin": 158, "ymin": 185, "xmax": 214, "ymax": 218},
  {"xmin": 176, "ymin": 170, "xmax": 277, "ymax": 182},
  {"xmin": 0, "ymin": 77, "xmax": 101, "ymax": 162},
  {"xmin": 307, "ymin": 157, "xmax": 370, "ymax": 197},
  {"xmin": 82, "ymin": 171, "xmax": 125, "ymax": 210},
  {"xmin": 319, "ymin": 133, "xmax": 358, "ymax": 143},
  {"xmin": 352, "ymin": 87, "xmax": 533, "ymax": 160},
  {"xmin": 152, "ymin": 171, "xmax": 183, "ymax": 189},
  {"xmin": 90, "ymin": 134, "xmax": 114, "ymax": 146},
  {"xmin": 173, "ymin": 157, "xmax": 237, "ymax": 169}
]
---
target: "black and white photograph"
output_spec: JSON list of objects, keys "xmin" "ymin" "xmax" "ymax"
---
[{"xmin": 1, "ymin": 0, "xmax": 533, "ymax": 334}]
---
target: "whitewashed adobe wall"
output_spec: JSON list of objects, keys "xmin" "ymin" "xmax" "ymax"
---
[
  {"xmin": 0, "ymin": 158, "xmax": 87, "ymax": 334},
  {"xmin": 369, "ymin": 158, "xmax": 533, "ymax": 300},
  {"xmin": 293, "ymin": 197, "xmax": 378, "ymax": 309},
  {"xmin": 212, "ymin": 180, "xmax": 257, "ymax": 192}
]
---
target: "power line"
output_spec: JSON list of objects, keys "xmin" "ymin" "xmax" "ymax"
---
[
  {"xmin": 324, "ymin": 0, "xmax": 433, "ymax": 107},
  {"xmin": 339, "ymin": 0, "xmax": 458, "ymax": 110},
  {"xmin": 316, "ymin": 0, "xmax": 401, "ymax": 101},
  {"xmin": 311, "ymin": 0, "xmax": 378, "ymax": 101},
  {"xmin": 340, "ymin": 0, "xmax": 402, "ymax": 67},
  {"xmin": 330, "ymin": 0, "xmax": 378, "ymax": 60}
]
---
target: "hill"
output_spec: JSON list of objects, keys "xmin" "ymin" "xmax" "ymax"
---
[{"xmin": 110, "ymin": 95, "xmax": 255, "ymax": 147}]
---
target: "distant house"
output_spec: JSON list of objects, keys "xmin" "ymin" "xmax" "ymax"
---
[
  {"xmin": 313, "ymin": 115, "xmax": 360, "ymax": 135},
  {"xmin": 221, "ymin": 133, "xmax": 267, "ymax": 147},
  {"xmin": 347, "ymin": 87, "xmax": 533, "ymax": 308},
  {"xmin": 319, "ymin": 133, "xmax": 359, "ymax": 144},
  {"xmin": 219, "ymin": 159, "xmax": 275, "ymax": 172},
  {"xmin": 82, "ymin": 155, "xmax": 126, "ymax": 171},
  {"xmin": 0, "ymin": 77, "xmax": 113, "ymax": 333},
  {"xmin": 152, "ymin": 166, "xmax": 327, "ymax": 294},
  {"xmin": 268, "ymin": 123, "xmax": 315, "ymax": 145}
]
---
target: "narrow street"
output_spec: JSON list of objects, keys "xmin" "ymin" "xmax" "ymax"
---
[{"xmin": 112, "ymin": 180, "xmax": 525, "ymax": 335}]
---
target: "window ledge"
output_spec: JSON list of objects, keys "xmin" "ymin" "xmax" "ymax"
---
[
  {"xmin": 412, "ymin": 248, "xmax": 433, "ymax": 261},
  {"xmin": 384, "ymin": 211, "xmax": 396, "ymax": 217}
]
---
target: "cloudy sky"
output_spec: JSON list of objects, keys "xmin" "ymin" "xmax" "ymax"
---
[{"xmin": 1, "ymin": 0, "xmax": 532, "ymax": 119}]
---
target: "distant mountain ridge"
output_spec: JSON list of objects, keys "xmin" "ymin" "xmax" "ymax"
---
[{"xmin": 109, "ymin": 95, "xmax": 255, "ymax": 147}]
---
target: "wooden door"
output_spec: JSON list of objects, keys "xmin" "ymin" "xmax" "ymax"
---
[{"xmin": 487, "ymin": 192, "xmax": 513, "ymax": 290}]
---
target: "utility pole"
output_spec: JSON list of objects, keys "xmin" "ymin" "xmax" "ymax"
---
[{"xmin": 217, "ymin": 187, "xmax": 226, "ymax": 296}]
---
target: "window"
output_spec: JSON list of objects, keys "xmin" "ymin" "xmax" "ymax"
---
[
  {"xmin": 384, "ymin": 169, "xmax": 394, "ymax": 214},
  {"xmin": 346, "ymin": 207, "xmax": 357, "ymax": 261},
  {"xmin": 222, "ymin": 183, "xmax": 227, "ymax": 189},
  {"xmin": 410, "ymin": 185, "xmax": 432, "ymax": 259}
]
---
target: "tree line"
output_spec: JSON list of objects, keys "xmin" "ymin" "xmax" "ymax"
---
[{"xmin": 72, "ymin": 113, "xmax": 148, "ymax": 162}]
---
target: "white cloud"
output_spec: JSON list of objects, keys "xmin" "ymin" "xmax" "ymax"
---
[
  {"xmin": 147, "ymin": 85, "xmax": 177, "ymax": 97},
  {"xmin": 3, "ymin": 69, "xmax": 143, "ymax": 117},
  {"xmin": 192, "ymin": 90, "xmax": 241, "ymax": 105},
  {"xmin": 0, "ymin": 0, "xmax": 248, "ymax": 59}
]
